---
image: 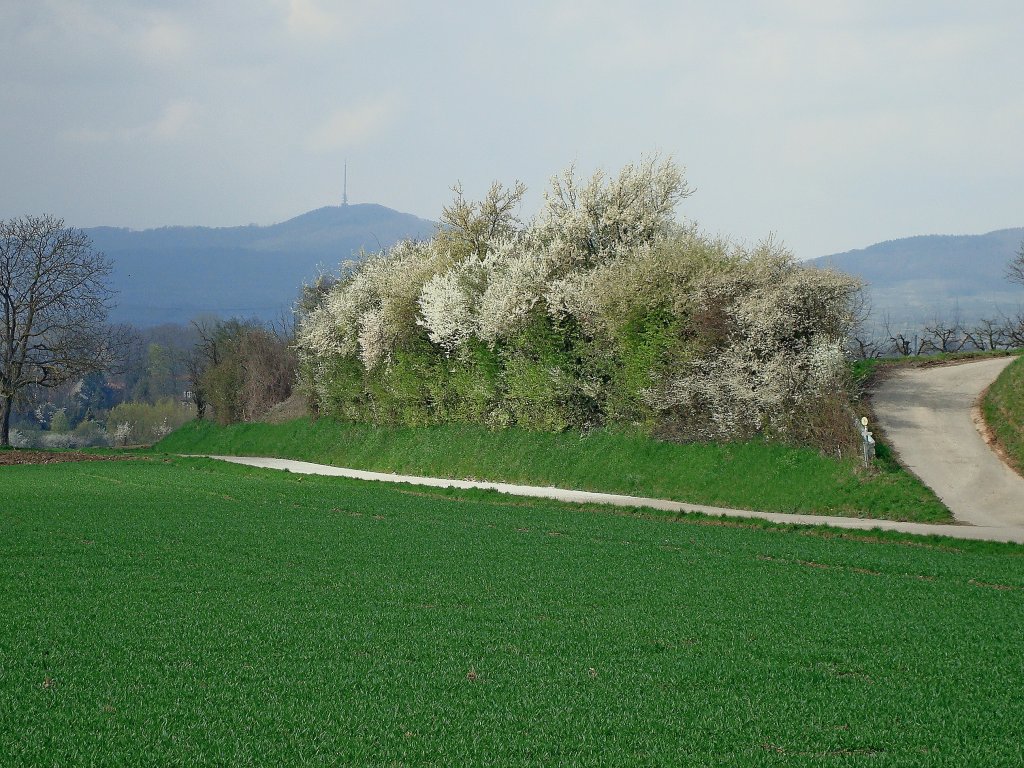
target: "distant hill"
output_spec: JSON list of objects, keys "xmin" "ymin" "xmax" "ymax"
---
[
  {"xmin": 810, "ymin": 228, "xmax": 1024, "ymax": 329},
  {"xmin": 87, "ymin": 204, "xmax": 437, "ymax": 326}
]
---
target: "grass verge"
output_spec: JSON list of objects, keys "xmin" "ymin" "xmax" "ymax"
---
[
  {"xmin": 156, "ymin": 418, "xmax": 951, "ymax": 523},
  {"xmin": 1, "ymin": 458, "xmax": 1021, "ymax": 765},
  {"xmin": 983, "ymin": 354, "xmax": 1024, "ymax": 473}
]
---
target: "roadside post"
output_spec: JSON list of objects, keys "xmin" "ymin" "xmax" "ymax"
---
[{"xmin": 859, "ymin": 416, "xmax": 876, "ymax": 468}]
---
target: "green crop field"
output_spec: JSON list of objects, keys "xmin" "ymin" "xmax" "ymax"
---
[
  {"xmin": 157, "ymin": 420, "xmax": 952, "ymax": 523},
  {"xmin": 2, "ymin": 456, "xmax": 1022, "ymax": 765}
]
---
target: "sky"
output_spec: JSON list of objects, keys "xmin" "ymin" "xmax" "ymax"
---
[{"xmin": 1, "ymin": 0, "xmax": 1022, "ymax": 260}]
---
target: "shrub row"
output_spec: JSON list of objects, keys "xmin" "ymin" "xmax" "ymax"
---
[{"xmin": 297, "ymin": 158, "xmax": 862, "ymax": 451}]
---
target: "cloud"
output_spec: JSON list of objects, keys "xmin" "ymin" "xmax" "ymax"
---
[
  {"xmin": 5, "ymin": 1, "xmax": 195, "ymax": 71},
  {"xmin": 307, "ymin": 97, "xmax": 398, "ymax": 152},
  {"xmin": 149, "ymin": 101, "xmax": 200, "ymax": 141},
  {"xmin": 283, "ymin": 0, "xmax": 405, "ymax": 42},
  {"xmin": 285, "ymin": 0, "xmax": 341, "ymax": 40},
  {"xmin": 131, "ymin": 14, "xmax": 193, "ymax": 67},
  {"xmin": 61, "ymin": 100, "xmax": 200, "ymax": 144}
]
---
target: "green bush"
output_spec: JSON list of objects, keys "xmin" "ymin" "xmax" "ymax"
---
[
  {"xmin": 48, "ymin": 409, "xmax": 70, "ymax": 434},
  {"xmin": 445, "ymin": 340, "xmax": 500, "ymax": 423},
  {"xmin": 203, "ymin": 354, "xmax": 244, "ymax": 426},
  {"xmin": 295, "ymin": 158, "xmax": 862, "ymax": 453},
  {"xmin": 107, "ymin": 398, "xmax": 194, "ymax": 445},
  {"xmin": 194, "ymin": 320, "xmax": 297, "ymax": 425}
]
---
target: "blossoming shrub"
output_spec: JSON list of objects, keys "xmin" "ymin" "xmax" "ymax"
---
[
  {"xmin": 296, "ymin": 157, "xmax": 862, "ymax": 451},
  {"xmin": 106, "ymin": 398, "xmax": 194, "ymax": 445}
]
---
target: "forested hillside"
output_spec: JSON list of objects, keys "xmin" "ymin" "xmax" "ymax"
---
[
  {"xmin": 87, "ymin": 204, "xmax": 436, "ymax": 325},
  {"xmin": 812, "ymin": 228, "xmax": 1024, "ymax": 328}
]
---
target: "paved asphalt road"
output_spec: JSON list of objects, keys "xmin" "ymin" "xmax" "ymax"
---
[{"xmin": 872, "ymin": 356, "xmax": 1024, "ymax": 528}]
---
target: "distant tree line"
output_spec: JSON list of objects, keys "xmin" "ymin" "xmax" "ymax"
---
[
  {"xmin": 849, "ymin": 249, "xmax": 1024, "ymax": 361},
  {"xmin": 6, "ymin": 312, "xmax": 297, "ymax": 447},
  {"xmin": 848, "ymin": 313, "xmax": 1024, "ymax": 359}
]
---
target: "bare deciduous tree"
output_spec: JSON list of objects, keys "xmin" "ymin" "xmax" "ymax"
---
[
  {"xmin": 187, "ymin": 318, "xmax": 296, "ymax": 425},
  {"xmin": 965, "ymin": 318, "xmax": 1010, "ymax": 351},
  {"xmin": 921, "ymin": 317, "xmax": 967, "ymax": 354},
  {"xmin": 1, "ymin": 215, "xmax": 124, "ymax": 446},
  {"xmin": 1001, "ymin": 311, "xmax": 1024, "ymax": 348},
  {"xmin": 237, "ymin": 326, "xmax": 296, "ymax": 421},
  {"xmin": 882, "ymin": 316, "xmax": 927, "ymax": 357},
  {"xmin": 849, "ymin": 335, "xmax": 882, "ymax": 359},
  {"xmin": 1006, "ymin": 239, "xmax": 1024, "ymax": 286},
  {"xmin": 846, "ymin": 294, "xmax": 882, "ymax": 359}
]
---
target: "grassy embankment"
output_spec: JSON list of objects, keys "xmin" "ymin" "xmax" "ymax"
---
[
  {"xmin": 2, "ymin": 457, "xmax": 1022, "ymax": 765},
  {"xmin": 983, "ymin": 353, "xmax": 1024, "ymax": 473},
  {"xmin": 157, "ymin": 418, "xmax": 951, "ymax": 523}
]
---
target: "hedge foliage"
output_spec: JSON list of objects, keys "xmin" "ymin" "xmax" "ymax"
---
[{"xmin": 297, "ymin": 157, "xmax": 862, "ymax": 449}]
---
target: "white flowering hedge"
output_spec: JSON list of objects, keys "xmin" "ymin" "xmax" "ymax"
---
[{"xmin": 296, "ymin": 157, "xmax": 862, "ymax": 448}]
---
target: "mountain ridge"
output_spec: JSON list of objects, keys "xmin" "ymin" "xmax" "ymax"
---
[
  {"xmin": 88, "ymin": 203, "xmax": 1023, "ymax": 330},
  {"xmin": 810, "ymin": 227, "xmax": 1024, "ymax": 328},
  {"xmin": 87, "ymin": 204, "xmax": 437, "ymax": 326}
]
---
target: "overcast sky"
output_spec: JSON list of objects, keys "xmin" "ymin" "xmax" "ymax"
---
[{"xmin": 1, "ymin": 0, "xmax": 1022, "ymax": 259}]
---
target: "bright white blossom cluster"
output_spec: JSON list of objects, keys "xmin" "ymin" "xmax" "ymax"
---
[
  {"xmin": 536, "ymin": 157, "xmax": 690, "ymax": 270},
  {"xmin": 297, "ymin": 240, "xmax": 443, "ymax": 368},
  {"xmin": 113, "ymin": 421, "xmax": 133, "ymax": 447},
  {"xmin": 418, "ymin": 257, "xmax": 484, "ymax": 350},
  {"xmin": 296, "ymin": 156, "xmax": 861, "ymax": 442},
  {"xmin": 297, "ymin": 158, "xmax": 690, "ymax": 366},
  {"xmin": 646, "ymin": 245, "xmax": 857, "ymax": 439}
]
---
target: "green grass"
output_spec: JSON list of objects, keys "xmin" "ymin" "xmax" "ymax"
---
[
  {"xmin": 983, "ymin": 354, "xmax": 1024, "ymax": 472},
  {"xmin": 157, "ymin": 418, "xmax": 952, "ymax": 523},
  {"xmin": 2, "ymin": 458, "xmax": 1022, "ymax": 765}
]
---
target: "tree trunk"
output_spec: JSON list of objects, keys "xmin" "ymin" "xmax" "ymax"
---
[{"xmin": 1, "ymin": 395, "xmax": 12, "ymax": 447}]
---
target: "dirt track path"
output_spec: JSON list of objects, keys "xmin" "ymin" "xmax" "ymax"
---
[
  {"xmin": 872, "ymin": 356, "xmax": 1024, "ymax": 527},
  {"xmin": 202, "ymin": 455, "xmax": 1024, "ymax": 544}
]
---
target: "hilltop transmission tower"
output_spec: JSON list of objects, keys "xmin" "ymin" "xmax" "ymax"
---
[{"xmin": 342, "ymin": 162, "xmax": 348, "ymax": 206}]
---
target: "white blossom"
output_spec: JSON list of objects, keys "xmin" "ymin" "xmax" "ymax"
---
[
  {"xmin": 536, "ymin": 156, "xmax": 691, "ymax": 270},
  {"xmin": 645, "ymin": 243, "xmax": 858, "ymax": 440},
  {"xmin": 418, "ymin": 266, "xmax": 478, "ymax": 351},
  {"xmin": 113, "ymin": 421, "xmax": 133, "ymax": 447},
  {"xmin": 152, "ymin": 417, "xmax": 172, "ymax": 440},
  {"xmin": 294, "ymin": 155, "xmax": 861, "ymax": 445},
  {"xmin": 357, "ymin": 307, "xmax": 388, "ymax": 370},
  {"xmin": 476, "ymin": 238, "xmax": 550, "ymax": 343}
]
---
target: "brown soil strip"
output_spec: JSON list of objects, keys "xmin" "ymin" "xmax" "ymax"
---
[{"xmin": 0, "ymin": 450, "xmax": 137, "ymax": 466}]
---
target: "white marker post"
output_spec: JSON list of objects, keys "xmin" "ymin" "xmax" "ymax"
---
[{"xmin": 860, "ymin": 416, "xmax": 876, "ymax": 467}]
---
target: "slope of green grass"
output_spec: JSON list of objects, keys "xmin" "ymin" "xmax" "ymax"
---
[
  {"xmin": 157, "ymin": 418, "xmax": 951, "ymax": 523},
  {"xmin": 1, "ymin": 458, "xmax": 1022, "ymax": 765},
  {"xmin": 983, "ymin": 354, "xmax": 1024, "ymax": 472}
]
